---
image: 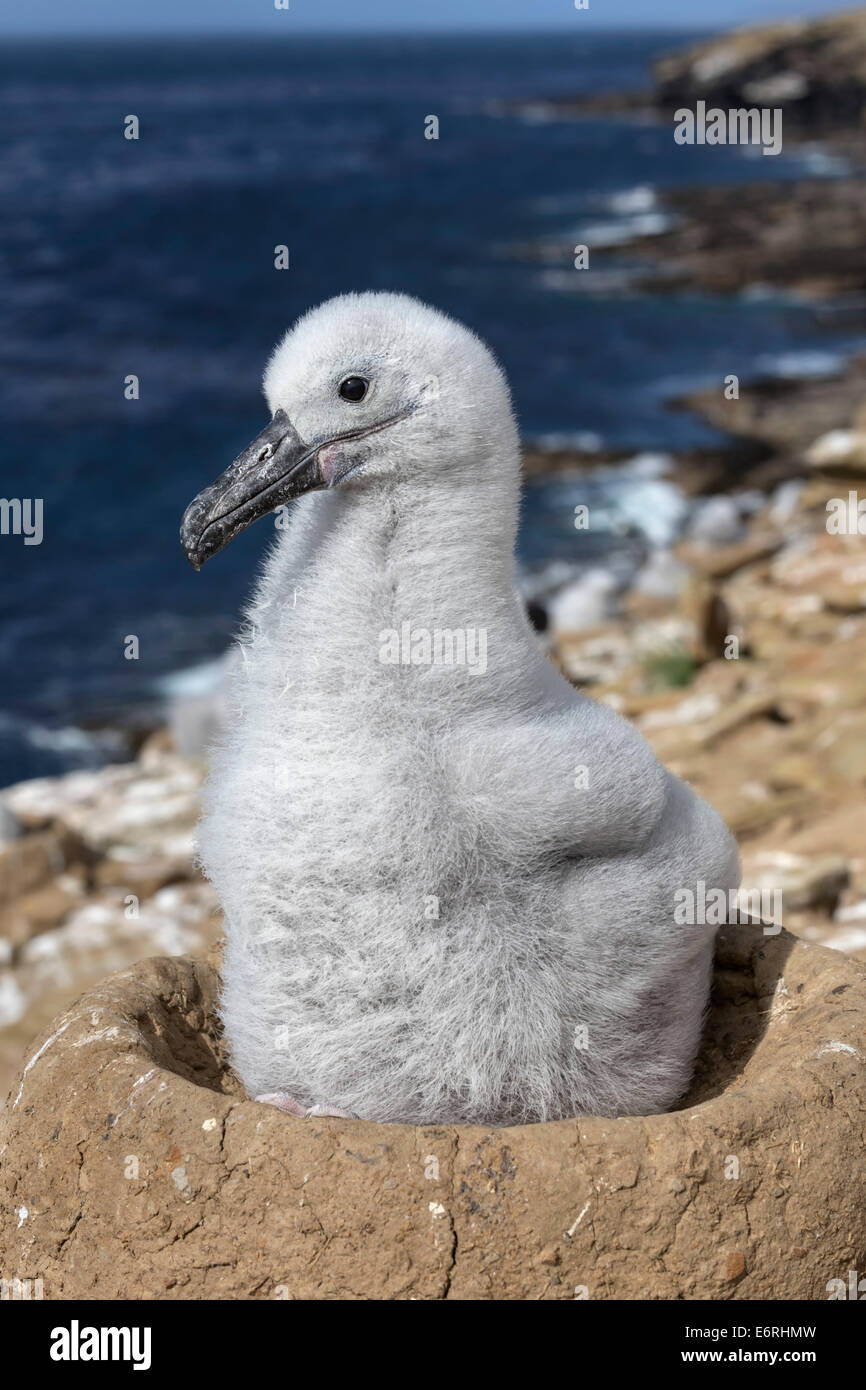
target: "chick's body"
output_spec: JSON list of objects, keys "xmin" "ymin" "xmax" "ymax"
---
[{"xmin": 192, "ymin": 293, "xmax": 739, "ymax": 1126}]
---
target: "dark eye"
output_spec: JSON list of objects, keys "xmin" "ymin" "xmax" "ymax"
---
[{"xmin": 339, "ymin": 376, "xmax": 368, "ymax": 402}]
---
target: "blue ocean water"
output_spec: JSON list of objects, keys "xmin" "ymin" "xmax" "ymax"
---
[{"xmin": 0, "ymin": 32, "xmax": 859, "ymax": 784}]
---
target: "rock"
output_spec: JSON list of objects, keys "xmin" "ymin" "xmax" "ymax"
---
[
  {"xmin": 3, "ymin": 769, "xmax": 125, "ymax": 832},
  {"xmin": 137, "ymin": 728, "xmax": 178, "ymax": 765},
  {"xmin": 713, "ymin": 787, "xmax": 812, "ymax": 839},
  {"xmin": 767, "ymin": 752, "xmax": 821, "ymax": 794},
  {"xmin": 0, "ymin": 830, "xmax": 83, "ymax": 907},
  {"xmin": 0, "ymin": 883, "xmax": 83, "ymax": 950},
  {"xmin": 806, "ymin": 428, "xmax": 866, "ymax": 476},
  {"xmin": 644, "ymin": 689, "xmax": 781, "ymax": 751},
  {"xmin": 686, "ymin": 496, "xmax": 744, "ymax": 546},
  {"xmin": 0, "ymin": 803, "xmax": 21, "ymax": 845},
  {"xmin": 1, "ymin": 925, "xmax": 864, "ymax": 1300},
  {"xmin": 631, "ymin": 548, "xmax": 689, "ymax": 602},
  {"xmin": 679, "ymin": 359, "xmax": 866, "ymax": 458},
  {"xmin": 768, "ymin": 479, "xmax": 804, "ymax": 528},
  {"xmin": 548, "ymin": 570, "xmax": 618, "ymax": 634},
  {"xmin": 820, "ymin": 580, "xmax": 866, "ymax": 615},
  {"xmin": 653, "ymin": 10, "xmax": 866, "ymax": 133},
  {"xmin": 677, "ymin": 534, "xmax": 783, "ymax": 580},
  {"xmin": 681, "ymin": 580, "xmax": 734, "ymax": 663},
  {"xmin": 826, "ymin": 712, "xmax": 866, "ymax": 783},
  {"xmin": 93, "ymin": 851, "xmax": 195, "ymax": 897},
  {"xmin": 553, "ymin": 625, "xmax": 632, "ymax": 687},
  {"xmin": 0, "ymin": 751, "xmax": 216, "ymax": 1104},
  {"xmin": 741, "ymin": 851, "xmax": 850, "ymax": 916},
  {"xmin": 3, "ymin": 755, "xmax": 202, "ymax": 858},
  {"xmin": 592, "ymin": 178, "xmax": 866, "ymax": 300}
]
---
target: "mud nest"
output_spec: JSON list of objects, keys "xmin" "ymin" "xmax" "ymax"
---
[{"xmin": 1, "ymin": 923, "xmax": 864, "ymax": 1299}]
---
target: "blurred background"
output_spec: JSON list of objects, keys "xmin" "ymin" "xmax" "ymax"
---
[{"xmin": 2, "ymin": 0, "xmax": 866, "ymax": 1093}]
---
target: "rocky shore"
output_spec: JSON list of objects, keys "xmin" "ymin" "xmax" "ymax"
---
[
  {"xmin": 0, "ymin": 740, "xmax": 221, "ymax": 1100},
  {"xmin": 514, "ymin": 7, "xmax": 866, "ymax": 140},
  {"xmin": 510, "ymin": 8, "xmax": 866, "ymax": 303},
  {"xmin": 652, "ymin": 9, "xmax": 866, "ymax": 138}
]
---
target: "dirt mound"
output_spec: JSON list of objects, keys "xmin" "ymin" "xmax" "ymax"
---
[{"xmin": 1, "ymin": 924, "xmax": 864, "ymax": 1299}]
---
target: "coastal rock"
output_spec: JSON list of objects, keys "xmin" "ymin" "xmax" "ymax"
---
[
  {"xmin": 631, "ymin": 548, "xmax": 689, "ymax": 602},
  {"xmin": 740, "ymin": 851, "xmax": 850, "ymax": 916},
  {"xmin": 0, "ymin": 750, "xmax": 217, "ymax": 1101},
  {"xmin": 2, "ymin": 755, "xmax": 202, "ymax": 857},
  {"xmin": 686, "ymin": 495, "xmax": 744, "ymax": 546},
  {"xmin": 0, "ymin": 804, "xmax": 20, "ymax": 845},
  {"xmin": 678, "ymin": 359, "xmax": 866, "ymax": 458},
  {"xmin": 682, "ymin": 582, "xmax": 733, "ymax": 664},
  {"xmin": 608, "ymin": 181, "xmax": 866, "ymax": 300},
  {"xmin": 677, "ymin": 534, "xmax": 783, "ymax": 581},
  {"xmin": 653, "ymin": 10, "xmax": 866, "ymax": 132},
  {"xmin": 0, "ymin": 882, "xmax": 84, "ymax": 951},
  {"xmin": 0, "ymin": 830, "xmax": 84, "ymax": 907},
  {"xmin": 806, "ymin": 428, "xmax": 866, "ymax": 477},
  {"xmin": 1, "ymin": 925, "xmax": 863, "ymax": 1300},
  {"xmin": 553, "ymin": 625, "xmax": 632, "ymax": 687}
]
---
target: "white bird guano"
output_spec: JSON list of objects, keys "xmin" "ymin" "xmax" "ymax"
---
[{"xmin": 180, "ymin": 292, "xmax": 740, "ymax": 1126}]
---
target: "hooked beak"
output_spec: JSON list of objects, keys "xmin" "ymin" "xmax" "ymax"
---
[
  {"xmin": 180, "ymin": 410, "xmax": 321, "ymax": 570},
  {"xmin": 180, "ymin": 406, "xmax": 411, "ymax": 569}
]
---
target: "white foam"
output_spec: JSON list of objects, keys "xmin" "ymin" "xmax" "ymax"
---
[
  {"xmin": 579, "ymin": 211, "xmax": 671, "ymax": 248},
  {"xmin": 157, "ymin": 653, "xmax": 231, "ymax": 699},
  {"xmin": 756, "ymin": 350, "xmax": 843, "ymax": 380},
  {"xmin": 606, "ymin": 185, "xmax": 656, "ymax": 215}
]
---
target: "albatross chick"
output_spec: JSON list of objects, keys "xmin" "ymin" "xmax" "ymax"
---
[{"xmin": 180, "ymin": 292, "xmax": 740, "ymax": 1125}]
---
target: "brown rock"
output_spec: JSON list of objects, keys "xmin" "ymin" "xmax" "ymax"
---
[
  {"xmin": 679, "ymin": 359, "xmax": 866, "ymax": 460},
  {"xmin": 677, "ymin": 534, "xmax": 783, "ymax": 581},
  {"xmin": 0, "ymin": 883, "xmax": 81, "ymax": 950},
  {"xmin": 767, "ymin": 753, "xmax": 821, "ymax": 794},
  {"xmin": 1, "ymin": 925, "xmax": 864, "ymax": 1300},
  {"xmin": 720, "ymin": 788, "xmax": 813, "ymax": 838},
  {"xmin": 93, "ymin": 853, "xmax": 194, "ymax": 897},
  {"xmin": 0, "ymin": 830, "xmax": 83, "ymax": 906},
  {"xmin": 740, "ymin": 853, "xmax": 850, "ymax": 917},
  {"xmin": 806, "ymin": 429, "xmax": 866, "ymax": 477},
  {"xmin": 653, "ymin": 11, "xmax": 866, "ymax": 134}
]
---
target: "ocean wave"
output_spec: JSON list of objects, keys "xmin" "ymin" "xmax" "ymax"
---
[
  {"xmin": 605, "ymin": 184, "xmax": 657, "ymax": 215},
  {"xmin": 0, "ymin": 709, "xmax": 130, "ymax": 787},
  {"xmin": 578, "ymin": 211, "xmax": 671, "ymax": 248},
  {"xmin": 755, "ymin": 349, "xmax": 844, "ymax": 380}
]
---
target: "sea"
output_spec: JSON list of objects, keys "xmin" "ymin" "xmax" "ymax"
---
[{"xmin": 1, "ymin": 30, "xmax": 862, "ymax": 785}]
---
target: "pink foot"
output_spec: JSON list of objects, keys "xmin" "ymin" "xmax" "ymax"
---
[{"xmin": 254, "ymin": 1092, "xmax": 358, "ymax": 1119}]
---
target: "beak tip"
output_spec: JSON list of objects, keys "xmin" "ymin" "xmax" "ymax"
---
[
  {"xmin": 179, "ymin": 409, "xmax": 317, "ymax": 566},
  {"xmin": 180, "ymin": 523, "xmax": 204, "ymax": 571}
]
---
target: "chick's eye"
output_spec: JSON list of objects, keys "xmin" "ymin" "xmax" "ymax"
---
[{"xmin": 339, "ymin": 375, "xmax": 368, "ymax": 402}]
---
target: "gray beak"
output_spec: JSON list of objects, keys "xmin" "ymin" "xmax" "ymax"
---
[{"xmin": 180, "ymin": 410, "xmax": 323, "ymax": 569}]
